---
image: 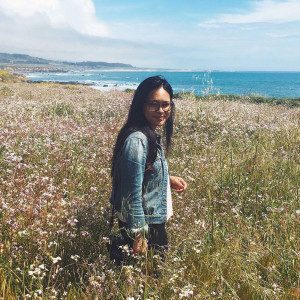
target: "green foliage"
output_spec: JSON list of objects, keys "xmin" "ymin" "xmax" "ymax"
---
[
  {"xmin": 124, "ymin": 88, "xmax": 135, "ymax": 93},
  {"xmin": 248, "ymin": 94, "xmax": 300, "ymax": 107},
  {"xmin": 0, "ymin": 71, "xmax": 15, "ymax": 81},
  {"xmin": 0, "ymin": 86, "xmax": 14, "ymax": 99},
  {"xmin": 0, "ymin": 71, "xmax": 30, "ymax": 83},
  {"xmin": 174, "ymin": 91, "xmax": 300, "ymax": 108},
  {"xmin": 44, "ymin": 102, "xmax": 74, "ymax": 116}
]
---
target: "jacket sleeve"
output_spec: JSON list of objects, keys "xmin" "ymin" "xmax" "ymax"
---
[{"xmin": 118, "ymin": 136, "xmax": 148, "ymax": 235}]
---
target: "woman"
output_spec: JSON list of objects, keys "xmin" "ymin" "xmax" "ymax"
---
[{"xmin": 110, "ymin": 76, "xmax": 187, "ymax": 259}]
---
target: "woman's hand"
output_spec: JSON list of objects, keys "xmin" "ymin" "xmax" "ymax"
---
[
  {"xmin": 132, "ymin": 233, "xmax": 148, "ymax": 255},
  {"xmin": 170, "ymin": 176, "xmax": 187, "ymax": 193}
]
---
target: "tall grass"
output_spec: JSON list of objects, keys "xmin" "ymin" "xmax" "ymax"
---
[{"xmin": 0, "ymin": 82, "xmax": 299, "ymax": 299}]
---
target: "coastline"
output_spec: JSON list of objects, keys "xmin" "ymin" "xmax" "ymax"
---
[
  {"xmin": 22, "ymin": 70, "xmax": 300, "ymax": 99},
  {"xmin": 1, "ymin": 70, "xmax": 299, "ymax": 102},
  {"xmin": 1, "ymin": 79, "xmax": 299, "ymax": 107}
]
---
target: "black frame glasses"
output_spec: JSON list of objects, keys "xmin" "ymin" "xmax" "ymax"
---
[{"xmin": 146, "ymin": 101, "xmax": 174, "ymax": 112}]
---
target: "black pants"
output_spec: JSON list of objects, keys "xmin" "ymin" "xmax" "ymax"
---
[{"xmin": 118, "ymin": 219, "xmax": 168, "ymax": 260}]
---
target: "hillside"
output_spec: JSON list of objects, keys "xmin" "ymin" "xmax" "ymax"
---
[
  {"xmin": 0, "ymin": 53, "xmax": 53, "ymax": 65},
  {"xmin": 0, "ymin": 52, "xmax": 135, "ymax": 72},
  {"xmin": 0, "ymin": 71, "xmax": 31, "ymax": 83}
]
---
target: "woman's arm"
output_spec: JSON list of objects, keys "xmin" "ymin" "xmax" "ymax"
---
[
  {"xmin": 118, "ymin": 134, "xmax": 149, "ymax": 234},
  {"xmin": 170, "ymin": 176, "xmax": 187, "ymax": 193}
]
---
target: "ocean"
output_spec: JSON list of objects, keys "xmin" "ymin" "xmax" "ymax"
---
[{"xmin": 25, "ymin": 70, "xmax": 300, "ymax": 98}]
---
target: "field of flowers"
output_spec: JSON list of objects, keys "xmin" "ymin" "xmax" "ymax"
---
[{"xmin": 0, "ymin": 82, "xmax": 299, "ymax": 299}]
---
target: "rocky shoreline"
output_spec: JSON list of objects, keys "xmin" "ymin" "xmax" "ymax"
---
[
  {"xmin": 27, "ymin": 80, "xmax": 92, "ymax": 86},
  {"xmin": 1, "ymin": 66, "xmax": 68, "ymax": 73}
]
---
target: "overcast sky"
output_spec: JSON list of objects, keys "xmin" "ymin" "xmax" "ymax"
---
[{"xmin": 0, "ymin": 0, "xmax": 299, "ymax": 71}]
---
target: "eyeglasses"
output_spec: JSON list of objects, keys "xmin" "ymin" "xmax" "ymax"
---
[{"xmin": 146, "ymin": 101, "xmax": 173, "ymax": 112}]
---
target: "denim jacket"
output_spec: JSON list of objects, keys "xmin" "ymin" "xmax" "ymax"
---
[{"xmin": 110, "ymin": 131, "xmax": 169, "ymax": 234}]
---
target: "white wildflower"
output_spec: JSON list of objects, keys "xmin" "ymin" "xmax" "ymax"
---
[
  {"xmin": 179, "ymin": 285, "xmax": 194, "ymax": 298},
  {"xmin": 51, "ymin": 256, "xmax": 61, "ymax": 264},
  {"xmin": 71, "ymin": 255, "xmax": 80, "ymax": 261}
]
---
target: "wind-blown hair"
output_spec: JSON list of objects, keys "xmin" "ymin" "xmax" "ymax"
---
[{"xmin": 111, "ymin": 75, "xmax": 175, "ymax": 176}]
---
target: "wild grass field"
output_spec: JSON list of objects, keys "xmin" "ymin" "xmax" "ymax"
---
[{"xmin": 0, "ymin": 82, "xmax": 299, "ymax": 299}]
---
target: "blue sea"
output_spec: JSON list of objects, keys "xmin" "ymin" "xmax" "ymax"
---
[{"xmin": 25, "ymin": 70, "xmax": 300, "ymax": 98}]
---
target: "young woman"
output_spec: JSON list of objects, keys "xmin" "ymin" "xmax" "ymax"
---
[{"xmin": 110, "ymin": 76, "xmax": 187, "ymax": 259}]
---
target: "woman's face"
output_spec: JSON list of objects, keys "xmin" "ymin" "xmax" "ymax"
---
[{"xmin": 143, "ymin": 87, "xmax": 171, "ymax": 130}]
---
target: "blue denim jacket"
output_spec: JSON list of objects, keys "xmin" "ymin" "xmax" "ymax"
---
[{"xmin": 110, "ymin": 131, "xmax": 169, "ymax": 234}]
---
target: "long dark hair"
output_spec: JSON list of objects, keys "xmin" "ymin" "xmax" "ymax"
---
[{"xmin": 111, "ymin": 75, "xmax": 175, "ymax": 176}]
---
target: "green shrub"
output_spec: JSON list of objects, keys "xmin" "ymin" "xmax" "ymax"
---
[
  {"xmin": 43, "ymin": 102, "xmax": 74, "ymax": 116},
  {"xmin": 174, "ymin": 91, "xmax": 300, "ymax": 108},
  {"xmin": 0, "ymin": 86, "xmax": 14, "ymax": 98}
]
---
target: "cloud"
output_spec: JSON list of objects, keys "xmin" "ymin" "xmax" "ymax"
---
[
  {"xmin": 267, "ymin": 32, "xmax": 300, "ymax": 38},
  {"xmin": 198, "ymin": 0, "xmax": 300, "ymax": 26},
  {"xmin": 0, "ymin": 1, "xmax": 299, "ymax": 70},
  {"xmin": 197, "ymin": 22, "xmax": 221, "ymax": 29},
  {"xmin": 0, "ymin": 0, "xmax": 108, "ymax": 37},
  {"xmin": 0, "ymin": 9, "xmax": 177, "ymax": 68}
]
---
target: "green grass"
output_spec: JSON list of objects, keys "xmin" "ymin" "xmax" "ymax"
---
[
  {"xmin": 0, "ymin": 82, "xmax": 299, "ymax": 299},
  {"xmin": 174, "ymin": 92, "xmax": 300, "ymax": 108},
  {"xmin": 0, "ymin": 86, "xmax": 14, "ymax": 99}
]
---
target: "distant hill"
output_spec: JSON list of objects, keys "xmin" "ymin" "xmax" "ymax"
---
[
  {"xmin": 0, "ymin": 53, "xmax": 135, "ymax": 71},
  {"xmin": 0, "ymin": 53, "xmax": 54, "ymax": 65},
  {"xmin": 65, "ymin": 61, "xmax": 133, "ymax": 68}
]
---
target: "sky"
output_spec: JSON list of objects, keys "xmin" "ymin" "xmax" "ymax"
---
[{"xmin": 0, "ymin": 0, "xmax": 299, "ymax": 71}]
